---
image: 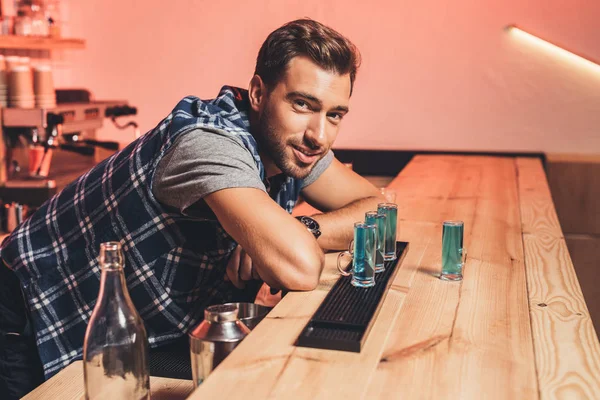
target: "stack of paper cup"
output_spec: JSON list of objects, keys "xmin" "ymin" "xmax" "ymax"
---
[
  {"xmin": 8, "ymin": 64, "xmax": 35, "ymax": 109},
  {"xmin": 33, "ymin": 65, "xmax": 56, "ymax": 108},
  {"xmin": 5, "ymin": 56, "xmax": 22, "ymax": 71},
  {"xmin": 0, "ymin": 56, "xmax": 7, "ymax": 108}
]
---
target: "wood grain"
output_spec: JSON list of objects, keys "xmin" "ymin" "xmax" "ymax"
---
[
  {"xmin": 264, "ymin": 156, "xmax": 478, "ymax": 400},
  {"xmin": 368, "ymin": 156, "xmax": 538, "ymax": 399},
  {"xmin": 189, "ymin": 156, "xmax": 463, "ymax": 399},
  {"xmin": 188, "ymin": 262, "xmax": 336, "ymax": 399},
  {"xmin": 22, "ymin": 361, "xmax": 194, "ymax": 400},
  {"xmin": 517, "ymin": 157, "xmax": 600, "ymax": 399},
  {"xmin": 565, "ymin": 235, "xmax": 600, "ymax": 334},
  {"xmin": 191, "ymin": 155, "xmax": 544, "ymax": 399}
]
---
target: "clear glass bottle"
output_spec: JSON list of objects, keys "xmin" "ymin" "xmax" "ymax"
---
[
  {"xmin": 43, "ymin": 0, "xmax": 61, "ymax": 37},
  {"xmin": 83, "ymin": 242, "xmax": 150, "ymax": 400}
]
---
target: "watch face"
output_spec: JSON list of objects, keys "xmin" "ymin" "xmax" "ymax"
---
[
  {"xmin": 303, "ymin": 217, "xmax": 318, "ymax": 230},
  {"xmin": 298, "ymin": 216, "xmax": 320, "ymax": 238}
]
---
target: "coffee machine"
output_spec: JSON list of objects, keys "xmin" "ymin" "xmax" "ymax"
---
[{"xmin": 0, "ymin": 90, "xmax": 137, "ymax": 231}]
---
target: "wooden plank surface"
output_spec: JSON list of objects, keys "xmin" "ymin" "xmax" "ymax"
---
[
  {"xmin": 190, "ymin": 155, "xmax": 544, "ymax": 399},
  {"xmin": 188, "ymin": 155, "xmax": 455, "ymax": 400},
  {"xmin": 565, "ymin": 235, "xmax": 600, "ymax": 334},
  {"xmin": 517, "ymin": 157, "xmax": 600, "ymax": 399},
  {"xmin": 23, "ymin": 361, "xmax": 194, "ymax": 400},
  {"xmin": 368, "ymin": 156, "xmax": 538, "ymax": 399}
]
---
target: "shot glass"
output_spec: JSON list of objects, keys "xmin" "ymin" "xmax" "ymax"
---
[
  {"xmin": 337, "ymin": 222, "xmax": 377, "ymax": 288},
  {"xmin": 377, "ymin": 203, "xmax": 398, "ymax": 261},
  {"xmin": 365, "ymin": 211, "xmax": 386, "ymax": 273},
  {"xmin": 440, "ymin": 221, "xmax": 467, "ymax": 281}
]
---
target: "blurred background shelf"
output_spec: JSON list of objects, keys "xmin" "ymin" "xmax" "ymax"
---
[{"xmin": 0, "ymin": 35, "xmax": 85, "ymax": 50}]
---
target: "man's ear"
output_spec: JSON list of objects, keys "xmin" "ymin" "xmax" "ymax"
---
[{"xmin": 248, "ymin": 75, "xmax": 265, "ymax": 113}]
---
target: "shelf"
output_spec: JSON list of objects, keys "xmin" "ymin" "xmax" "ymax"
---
[{"xmin": 0, "ymin": 35, "xmax": 85, "ymax": 50}]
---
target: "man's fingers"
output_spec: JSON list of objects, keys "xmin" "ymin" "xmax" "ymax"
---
[
  {"xmin": 226, "ymin": 245, "xmax": 244, "ymax": 289},
  {"xmin": 227, "ymin": 245, "xmax": 261, "ymax": 289},
  {"xmin": 239, "ymin": 249, "xmax": 253, "ymax": 281}
]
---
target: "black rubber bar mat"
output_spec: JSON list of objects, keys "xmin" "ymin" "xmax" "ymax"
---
[{"xmin": 296, "ymin": 242, "xmax": 409, "ymax": 352}]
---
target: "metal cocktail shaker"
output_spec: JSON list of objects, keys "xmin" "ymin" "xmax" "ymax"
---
[{"xmin": 189, "ymin": 304, "xmax": 250, "ymax": 387}]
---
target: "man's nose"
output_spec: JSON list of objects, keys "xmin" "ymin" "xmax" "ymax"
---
[{"xmin": 305, "ymin": 114, "xmax": 328, "ymax": 150}]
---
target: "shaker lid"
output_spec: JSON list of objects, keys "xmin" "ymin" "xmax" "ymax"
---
[{"xmin": 205, "ymin": 304, "xmax": 239, "ymax": 322}]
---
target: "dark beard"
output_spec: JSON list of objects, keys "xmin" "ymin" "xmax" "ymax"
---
[{"xmin": 255, "ymin": 108, "xmax": 321, "ymax": 180}]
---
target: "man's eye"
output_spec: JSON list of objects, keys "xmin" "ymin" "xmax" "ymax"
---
[
  {"xmin": 328, "ymin": 113, "xmax": 343, "ymax": 122},
  {"xmin": 294, "ymin": 100, "xmax": 309, "ymax": 109}
]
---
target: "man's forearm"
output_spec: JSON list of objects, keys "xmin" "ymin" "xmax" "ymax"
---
[{"xmin": 310, "ymin": 195, "xmax": 385, "ymax": 251}]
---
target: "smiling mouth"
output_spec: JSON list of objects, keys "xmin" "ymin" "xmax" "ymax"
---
[{"xmin": 291, "ymin": 146, "xmax": 322, "ymax": 165}]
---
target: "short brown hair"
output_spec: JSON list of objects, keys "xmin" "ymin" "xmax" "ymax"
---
[{"xmin": 254, "ymin": 19, "xmax": 361, "ymax": 95}]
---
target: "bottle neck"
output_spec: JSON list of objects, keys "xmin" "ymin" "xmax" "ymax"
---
[
  {"xmin": 97, "ymin": 241, "xmax": 128, "ymax": 303},
  {"xmin": 97, "ymin": 265, "xmax": 129, "ymax": 305}
]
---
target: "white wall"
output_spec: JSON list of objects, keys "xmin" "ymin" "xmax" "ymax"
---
[{"xmin": 56, "ymin": 0, "xmax": 600, "ymax": 154}]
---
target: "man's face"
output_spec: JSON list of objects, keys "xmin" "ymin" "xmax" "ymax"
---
[{"xmin": 254, "ymin": 56, "xmax": 351, "ymax": 180}]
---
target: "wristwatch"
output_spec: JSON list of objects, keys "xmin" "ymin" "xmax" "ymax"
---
[{"xmin": 295, "ymin": 216, "xmax": 321, "ymax": 239}]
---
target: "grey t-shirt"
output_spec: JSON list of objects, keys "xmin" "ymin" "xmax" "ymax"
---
[{"xmin": 152, "ymin": 128, "xmax": 333, "ymax": 215}]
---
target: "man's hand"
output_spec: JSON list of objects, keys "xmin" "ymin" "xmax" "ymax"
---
[{"xmin": 226, "ymin": 245, "xmax": 261, "ymax": 289}]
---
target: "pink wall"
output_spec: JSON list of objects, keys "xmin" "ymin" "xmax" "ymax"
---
[{"xmin": 56, "ymin": 0, "xmax": 600, "ymax": 154}]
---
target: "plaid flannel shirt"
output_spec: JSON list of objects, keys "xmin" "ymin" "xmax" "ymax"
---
[{"xmin": 0, "ymin": 86, "xmax": 303, "ymax": 378}]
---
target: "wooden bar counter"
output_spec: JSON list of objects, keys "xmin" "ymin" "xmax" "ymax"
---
[
  {"xmin": 23, "ymin": 361, "xmax": 194, "ymax": 399},
  {"xmin": 190, "ymin": 155, "xmax": 600, "ymax": 400},
  {"xmin": 25, "ymin": 155, "xmax": 600, "ymax": 399}
]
